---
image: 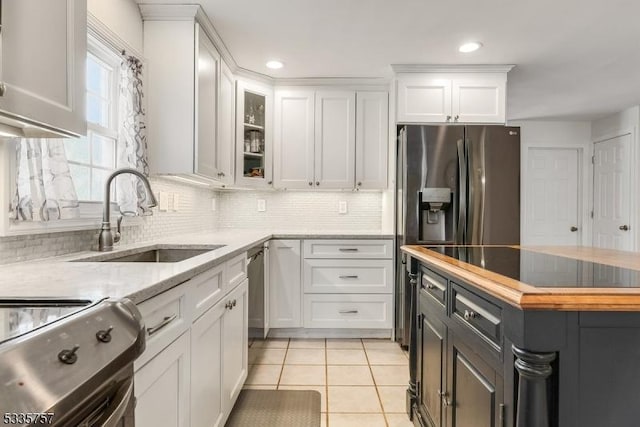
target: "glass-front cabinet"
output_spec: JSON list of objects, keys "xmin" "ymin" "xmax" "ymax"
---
[{"xmin": 235, "ymin": 80, "xmax": 273, "ymax": 188}]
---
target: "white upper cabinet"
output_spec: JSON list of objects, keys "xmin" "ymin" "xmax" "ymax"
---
[
  {"xmin": 195, "ymin": 25, "xmax": 220, "ymax": 179},
  {"xmin": 141, "ymin": 5, "xmax": 234, "ymax": 183},
  {"xmin": 396, "ymin": 76, "xmax": 451, "ymax": 123},
  {"xmin": 217, "ymin": 60, "xmax": 235, "ymax": 185},
  {"xmin": 274, "ymin": 89, "xmax": 315, "ymax": 189},
  {"xmin": 356, "ymin": 92, "xmax": 388, "ymax": 189},
  {"xmin": 274, "ymin": 88, "xmax": 388, "ymax": 190},
  {"xmin": 236, "ymin": 80, "xmax": 273, "ymax": 188},
  {"xmin": 395, "ymin": 67, "xmax": 511, "ymax": 124},
  {"xmin": 452, "ymin": 74, "xmax": 506, "ymax": 123},
  {"xmin": 0, "ymin": 0, "xmax": 86, "ymax": 137},
  {"xmin": 314, "ymin": 90, "xmax": 356, "ymax": 189}
]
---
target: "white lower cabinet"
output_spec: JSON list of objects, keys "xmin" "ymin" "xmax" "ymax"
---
[
  {"xmin": 135, "ymin": 332, "xmax": 191, "ymax": 427},
  {"xmin": 135, "ymin": 253, "xmax": 249, "ymax": 427},
  {"xmin": 190, "ymin": 300, "xmax": 225, "ymax": 427},
  {"xmin": 268, "ymin": 239, "xmax": 394, "ymax": 333},
  {"xmin": 190, "ymin": 279, "xmax": 248, "ymax": 427},
  {"xmin": 222, "ymin": 280, "xmax": 249, "ymax": 410},
  {"xmin": 269, "ymin": 240, "xmax": 302, "ymax": 328}
]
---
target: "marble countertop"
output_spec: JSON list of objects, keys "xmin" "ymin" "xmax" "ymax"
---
[{"xmin": 0, "ymin": 230, "xmax": 392, "ymax": 304}]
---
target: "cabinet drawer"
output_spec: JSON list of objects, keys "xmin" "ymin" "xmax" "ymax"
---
[
  {"xmin": 420, "ymin": 267, "xmax": 447, "ymax": 307},
  {"xmin": 225, "ymin": 252, "xmax": 248, "ymax": 290},
  {"xmin": 303, "ymin": 294, "xmax": 392, "ymax": 329},
  {"xmin": 451, "ymin": 282, "xmax": 502, "ymax": 347},
  {"xmin": 136, "ymin": 283, "xmax": 191, "ymax": 369},
  {"xmin": 303, "ymin": 259, "xmax": 393, "ymax": 293},
  {"xmin": 303, "ymin": 239, "xmax": 392, "ymax": 259},
  {"xmin": 191, "ymin": 263, "xmax": 225, "ymax": 321}
]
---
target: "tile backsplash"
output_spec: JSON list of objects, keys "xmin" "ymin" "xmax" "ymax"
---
[
  {"xmin": 0, "ymin": 177, "xmax": 218, "ymax": 265},
  {"xmin": 216, "ymin": 190, "xmax": 382, "ymax": 231},
  {"xmin": 0, "ymin": 181, "xmax": 384, "ymax": 265}
]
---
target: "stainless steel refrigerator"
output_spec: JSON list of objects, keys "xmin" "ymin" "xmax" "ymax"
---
[{"xmin": 394, "ymin": 125, "xmax": 520, "ymax": 347}]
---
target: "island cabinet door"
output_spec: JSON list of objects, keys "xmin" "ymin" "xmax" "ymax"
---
[
  {"xmin": 417, "ymin": 310, "xmax": 447, "ymax": 427},
  {"xmin": 446, "ymin": 332, "xmax": 504, "ymax": 427}
]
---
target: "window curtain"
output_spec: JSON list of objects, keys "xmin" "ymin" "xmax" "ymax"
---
[
  {"xmin": 116, "ymin": 53, "xmax": 152, "ymax": 216},
  {"xmin": 11, "ymin": 139, "xmax": 81, "ymax": 221}
]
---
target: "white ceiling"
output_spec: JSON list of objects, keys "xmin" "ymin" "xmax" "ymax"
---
[{"xmin": 145, "ymin": 0, "xmax": 640, "ymax": 121}]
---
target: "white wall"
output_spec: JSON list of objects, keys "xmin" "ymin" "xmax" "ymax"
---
[
  {"xmin": 510, "ymin": 120, "xmax": 592, "ymax": 245},
  {"xmin": 217, "ymin": 191, "xmax": 383, "ymax": 232},
  {"xmin": 88, "ymin": 0, "xmax": 144, "ymax": 53}
]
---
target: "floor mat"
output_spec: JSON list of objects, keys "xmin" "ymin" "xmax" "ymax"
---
[{"xmin": 226, "ymin": 390, "xmax": 322, "ymax": 427}]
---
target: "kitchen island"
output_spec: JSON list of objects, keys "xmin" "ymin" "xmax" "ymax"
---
[{"xmin": 401, "ymin": 245, "xmax": 640, "ymax": 427}]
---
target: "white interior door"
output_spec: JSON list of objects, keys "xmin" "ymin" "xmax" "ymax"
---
[
  {"xmin": 524, "ymin": 148, "xmax": 580, "ymax": 245},
  {"xmin": 593, "ymin": 134, "xmax": 632, "ymax": 250}
]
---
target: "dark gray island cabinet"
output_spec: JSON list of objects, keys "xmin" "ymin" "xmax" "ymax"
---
[{"xmin": 401, "ymin": 245, "xmax": 640, "ymax": 427}]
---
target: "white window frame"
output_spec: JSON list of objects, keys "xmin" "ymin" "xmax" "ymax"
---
[
  {"xmin": 0, "ymin": 20, "xmax": 143, "ymax": 236},
  {"xmin": 68, "ymin": 36, "xmax": 121, "ymax": 217}
]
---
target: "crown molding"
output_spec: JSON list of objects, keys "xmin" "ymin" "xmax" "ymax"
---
[
  {"xmin": 88, "ymin": 12, "xmax": 144, "ymax": 60},
  {"xmin": 391, "ymin": 64, "xmax": 515, "ymax": 74},
  {"xmin": 274, "ymin": 77, "xmax": 390, "ymax": 88}
]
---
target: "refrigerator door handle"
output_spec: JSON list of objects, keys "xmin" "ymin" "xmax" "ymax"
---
[{"xmin": 457, "ymin": 138, "xmax": 467, "ymax": 244}]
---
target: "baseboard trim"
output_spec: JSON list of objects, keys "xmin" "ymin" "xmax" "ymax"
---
[{"xmin": 266, "ymin": 328, "xmax": 392, "ymax": 339}]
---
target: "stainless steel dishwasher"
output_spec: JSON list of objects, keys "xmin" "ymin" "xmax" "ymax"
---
[{"xmin": 247, "ymin": 242, "xmax": 269, "ymax": 339}]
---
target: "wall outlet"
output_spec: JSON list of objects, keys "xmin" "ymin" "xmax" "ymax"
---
[
  {"xmin": 158, "ymin": 192, "xmax": 169, "ymax": 211},
  {"xmin": 257, "ymin": 199, "xmax": 266, "ymax": 212},
  {"xmin": 211, "ymin": 198, "xmax": 217, "ymax": 211},
  {"xmin": 338, "ymin": 201, "xmax": 348, "ymax": 214},
  {"xmin": 172, "ymin": 193, "xmax": 180, "ymax": 211}
]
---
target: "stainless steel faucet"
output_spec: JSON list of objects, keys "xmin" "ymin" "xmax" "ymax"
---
[{"xmin": 98, "ymin": 168, "xmax": 158, "ymax": 251}]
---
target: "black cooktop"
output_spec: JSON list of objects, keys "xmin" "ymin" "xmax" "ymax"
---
[{"xmin": 425, "ymin": 246, "xmax": 640, "ymax": 288}]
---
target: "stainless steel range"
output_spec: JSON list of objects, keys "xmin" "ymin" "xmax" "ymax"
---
[{"xmin": 0, "ymin": 298, "xmax": 145, "ymax": 426}]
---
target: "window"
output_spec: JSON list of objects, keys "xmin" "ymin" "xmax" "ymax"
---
[{"xmin": 64, "ymin": 39, "xmax": 121, "ymax": 203}]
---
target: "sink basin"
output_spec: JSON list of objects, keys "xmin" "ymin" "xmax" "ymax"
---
[{"xmin": 73, "ymin": 245, "xmax": 226, "ymax": 263}]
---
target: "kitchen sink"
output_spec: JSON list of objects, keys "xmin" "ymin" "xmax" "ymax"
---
[{"xmin": 73, "ymin": 245, "xmax": 226, "ymax": 263}]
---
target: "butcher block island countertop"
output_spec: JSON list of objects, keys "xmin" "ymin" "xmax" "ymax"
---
[{"xmin": 401, "ymin": 245, "xmax": 640, "ymax": 311}]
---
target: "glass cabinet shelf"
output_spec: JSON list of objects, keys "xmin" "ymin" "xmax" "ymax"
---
[{"xmin": 236, "ymin": 81, "xmax": 272, "ymax": 186}]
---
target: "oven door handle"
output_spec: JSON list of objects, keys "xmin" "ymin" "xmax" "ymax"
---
[{"xmin": 99, "ymin": 378, "xmax": 134, "ymax": 427}]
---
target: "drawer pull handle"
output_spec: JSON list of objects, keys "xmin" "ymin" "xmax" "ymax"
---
[
  {"xmin": 339, "ymin": 310, "xmax": 359, "ymax": 314},
  {"xmin": 463, "ymin": 310, "xmax": 477, "ymax": 320},
  {"xmin": 339, "ymin": 248, "xmax": 359, "ymax": 252},
  {"xmin": 339, "ymin": 275, "xmax": 359, "ymax": 279},
  {"xmin": 422, "ymin": 275, "xmax": 442, "ymax": 291},
  {"xmin": 147, "ymin": 314, "xmax": 177, "ymax": 336}
]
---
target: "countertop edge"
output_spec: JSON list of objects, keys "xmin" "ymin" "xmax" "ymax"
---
[{"xmin": 402, "ymin": 245, "xmax": 640, "ymax": 311}]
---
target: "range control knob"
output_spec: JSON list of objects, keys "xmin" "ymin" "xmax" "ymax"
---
[
  {"xmin": 96, "ymin": 326, "xmax": 114, "ymax": 343},
  {"xmin": 58, "ymin": 345, "xmax": 80, "ymax": 365}
]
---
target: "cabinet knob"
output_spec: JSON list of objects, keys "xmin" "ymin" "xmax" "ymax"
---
[
  {"xmin": 232, "ymin": 299, "xmax": 237, "ymax": 307},
  {"xmin": 225, "ymin": 301, "xmax": 233, "ymax": 310},
  {"xmin": 463, "ymin": 310, "xmax": 477, "ymax": 320},
  {"xmin": 357, "ymin": 182, "xmax": 362, "ymax": 187},
  {"xmin": 267, "ymin": 181, "xmax": 273, "ymax": 185},
  {"xmin": 454, "ymin": 115, "xmax": 459, "ymax": 122},
  {"xmin": 570, "ymin": 226, "xmax": 578, "ymax": 232},
  {"xmin": 316, "ymin": 181, "xmax": 320, "ymax": 186},
  {"xmin": 620, "ymin": 225, "xmax": 630, "ymax": 231},
  {"xmin": 0, "ymin": 82, "xmax": 6, "ymax": 97},
  {"xmin": 446, "ymin": 115, "xmax": 452, "ymax": 122},
  {"xmin": 308, "ymin": 182, "xmax": 313, "ymax": 186}
]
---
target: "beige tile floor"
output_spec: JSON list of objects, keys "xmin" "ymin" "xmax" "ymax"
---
[{"xmin": 244, "ymin": 338, "xmax": 414, "ymax": 427}]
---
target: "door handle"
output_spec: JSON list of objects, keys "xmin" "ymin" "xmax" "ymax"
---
[
  {"xmin": 620, "ymin": 225, "xmax": 630, "ymax": 231},
  {"xmin": 570, "ymin": 226, "xmax": 578, "ymax": 232}
]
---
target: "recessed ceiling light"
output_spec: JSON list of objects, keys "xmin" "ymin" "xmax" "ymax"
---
[
  {"xmin": 266, "ymin": 60, "xmax": 284, "ymax": 70},
  {"xmin": 459, "ymin": 42, "xmax": 483, "ymax": 53}
]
